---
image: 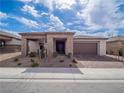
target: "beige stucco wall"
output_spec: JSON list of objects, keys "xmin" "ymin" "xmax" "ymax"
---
[
  {"xmin": 99, "ymin": 40, "xmax": 106, "ymax": 56},
  {"xmin": 21, "ymin": 34, "xmax": 45, "ymax": 56},
  {"xmin": 20, "ymin": 32, "xmax": 106, "ymax": 57},
  {"xmin": 6, "ymin": 38, "xmax": 21, "ymax": 45},
  {"xmin": 66, "ymin": 35, "xmax": 73, "ymax": 55},
  {"xmin": 21, "ymin": 32, "xmax": 74, "ymax": 57},
  {"xmin": 28, "ymin": 41, "xmax": 39, "ymax": 53},
  {"xmin": 21, "ymin": 37, "xmax": 28, "ymax": 56},
  {"xmin": 46, "ymin": 34, "xmax": 73, "ymax": 58}
]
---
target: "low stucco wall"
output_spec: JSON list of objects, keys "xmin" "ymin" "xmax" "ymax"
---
[
  {"xmin": 107, "ymin": 41, "xmax": 124, "ymax": 56},
  {"xmin": 28, "ymin": 41, "xmax": 39, "ymax": 53},
  {"xmin": 6, "ymin": 38, "xmax": 21, "ymax": 45},
  {"xmin": 0, "ymin": 38, "xmax": 21, "ymax": 54},
  {"xmin": 0, "ymin": 45, "xmax": 21, "ymax": 53},
  {"xmin": 99, "ymin": 40, "xmax": 106, "ymax": 56}
]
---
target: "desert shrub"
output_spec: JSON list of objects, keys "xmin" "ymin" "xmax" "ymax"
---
[
  {"xmin": 14, "ymin": 58, "xmax": 19, "ymax": 62},
  {"xmin": 53, "ymin": 52, "xmax": 58, "ymax": 58},
  {"xmin": 30, "ymin": 59, "xmax": 35, "ymax": 63},
  {"xmin": 31, "ymin": 63, "xmax": 39, "ymax": 67},
  {"xmin": 69, "ymin": 64, "xmax": 72, "ymax": 67},
  {"xmin": 118, "ymin": 48, "xmax": 123, "ymax": 56},
  {"xmin": 72, "ymin": 58, "xmax": 78, "ymax": 64},
  {"xmin": 17, "ymin": 63, "xmax": 22, "ymax": 66},
  {"xmin": 40, "ymin": 47, "xmax": 45, "ymax": 58},
  {"xmin": 106, "ymin": 51, "xmax": 108, "ymax": 54},
  {"xmin": 59, "ymin": 59, "xmax": 64, "ymax": 63},
  {"xmin": 29, "ymin": 52, "xmax": 36, "ymax": 57},
  {"xmin": 41, "ymin": 52, "xmax": 45, "ymax": 58},
  {"xmin": 67, "ymin": 53, "xmax": 72, "ymax": 58},
  {"xmin": 110, "ymin": 50, "xmax": 114, "ymax": 55}
]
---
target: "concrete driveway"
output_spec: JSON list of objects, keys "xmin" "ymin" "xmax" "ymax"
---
[{"xmin": 75, "ymin": 55, "xmax": 124, "ymax": 68}]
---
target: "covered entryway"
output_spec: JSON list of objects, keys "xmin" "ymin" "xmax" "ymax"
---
[
  {"xmin": 56, "ymin": 40, "xmax": 65, "ymax": 54},
  {"xmin": 73, "ymin": 43, "xmax": 97, "ymax": 55}
]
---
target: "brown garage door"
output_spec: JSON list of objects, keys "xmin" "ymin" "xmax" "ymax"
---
[{"xmin": 73, "ymin": 43, "xmax": 97, "ymax": 55}]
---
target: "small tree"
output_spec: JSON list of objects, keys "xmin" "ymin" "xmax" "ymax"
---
[
  {"xmin": 29, "ymin": 52, "xmax": 37, "ymax": 57},
  {"xmin": 117, "ymin": 48, "xmax": 123, "ymax": 61},
  {"xmin": 67, "ymin": 53, "xmax": 72, "ymax": 58},
  {"xmin": 118, "ymin": 48, "xmax": 123, "ymax": 56},
  {"xmin": 40, "ymin": 46, "xmax": 45, "ymax": 59}
]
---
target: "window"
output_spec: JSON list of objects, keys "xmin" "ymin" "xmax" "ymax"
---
[{"xmin": 0, "ymin": 40, "xmax": 5, "ymax": 48}]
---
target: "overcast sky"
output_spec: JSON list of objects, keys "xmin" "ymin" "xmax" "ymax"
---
[{"xmin": 0, "ymin": 0, "xmax": 124, "ymax": 37}]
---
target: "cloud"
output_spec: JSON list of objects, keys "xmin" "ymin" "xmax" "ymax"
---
[
  {"xmin": 41, "ymin": 12, "xmax": 49, "ymax": 16},
  {"xmin": 0, "ymin": 11, "xmax": 40, "ymax": 28},
  {"xmin": 0, "ymin": 29, "xmax": 20, "ymax": 36},
  {"xmin": 3, "ymin": 0, "xmax": 124, "ymax": 36},
  {"xmin": 0, "ymin": 12, "xmax": 7, "ymax": 19},
  {"xmin": 21, "ymin": 5, "xmax": 40, "ymax": 17},
  {"xmin": 92, "ymin": 30, "xmax": 119, "ymax": 37},
  {"xmin": 13, "ymin": 17, "xmax": 39, "ymax": 28},
  {"xmin": 0, "ymin": 22, "xmax": 8, "ymax": 26},
  {"xmin": 66, "ymin": 29, "xmax": 88, "ymax": 35},
  {"xmin": 19, "ymin": 0, "xmax": 32, "ymax": 3},
  {"xmin": 49, "ymin": 14, "xmax": 66, "ymax": 31},
  {"xmin": 0, "ymin": 12, "xmax": 8, "ymax": 27},
  {"xmin": 19, "ymin": 0, "xmax": 54, "ymax": 11},
  {"xmin": 55, "ymin": 0, "xmax": 76, "ymax": 10},
  {"xmin": 19, "ymin": 0, "xmax": 77, "ymax": 11},
  {"xmin": 76, "ymin": 0, "xmax": 124, "ymax": 35}
]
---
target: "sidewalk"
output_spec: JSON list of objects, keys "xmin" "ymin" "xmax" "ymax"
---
[
  {"xmin": 0, "ymin": 68, "xmax": 124, "ymax": 80},
  {"xmin": 106, "ymin": 54, "xmax": 124, "ymax": 62}
]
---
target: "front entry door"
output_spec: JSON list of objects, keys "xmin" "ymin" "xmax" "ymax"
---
[{"xmin": 56, "ymin": 41, "xmax": 65, "ymax": 54}]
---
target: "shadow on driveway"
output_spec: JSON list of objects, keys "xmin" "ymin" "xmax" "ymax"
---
[{"xmin": 22, "ymin": 68, "xmax": 83, "ymax": 74}]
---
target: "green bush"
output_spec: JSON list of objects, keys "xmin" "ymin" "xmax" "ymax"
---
[
  {"xmin": 17, "ymin": 63, "xmax": 22, "ymax": 66},
  {"xmin": 31, "ymin": 63, "xmax": 39, "ymax": 67},
  {"xmin": 14, "ymin": 58, "xmax": 19, "ymax": 62},
  {"xmin": 118, "ymin": 49, "xmax": 123, "ymax": 56},
  {"xmin": 59, "ymin": 60, "xmax": 64, "ymax": 63},
  {"xmin": 41, "ymin": 52, "xmax": 45, "ymax": 58},
  {"xmin": 110, "ymin": 50, "xmax": 114, "ymax": 55},
  {"xmin": 72, "ymin": 58, "xmax": 78, "ymax": 64},
  {"xmin": 40, "ymin": 46, "xmax": 45, "ymax": 58},
  {"xmin": 69, "ymin": 64, "xmax": 72, "ymax": 67},
  {"xmin": 66, "ymin": 53, "xmax": 72, "ymax": 58},
  {"xmin": 29, "ymin": 52, "xmax": 36, "ymax": 57},
  {"xmin": 53, "ymin": 52, "xmax": 58, "ymax": 58}
]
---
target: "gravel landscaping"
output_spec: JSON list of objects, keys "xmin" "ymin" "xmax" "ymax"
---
[{"xmin": 0, "ymin": 52, "xmax": 124, "ymax": 68}]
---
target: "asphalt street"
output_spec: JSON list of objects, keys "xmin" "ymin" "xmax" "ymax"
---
[{"xmin": 0, "ymin": 79, "xmax": 124, "ymax": 93}]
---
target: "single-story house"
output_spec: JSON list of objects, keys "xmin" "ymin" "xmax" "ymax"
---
[
  {"xmin": 0, "ymin": 31, "xmax": 21, "ymax": 53},
  {"xmin": 107, "ymin": 36, "xmax": 124, "ymax": 56},
  {"xmin": 20, "ymin": 32, "xmax": 107, "ymax": 57}
]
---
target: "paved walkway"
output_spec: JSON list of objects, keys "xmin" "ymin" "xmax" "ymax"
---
[
  {"xmin": 0, "ymin": 68, "xmax": 124, "ymax": 80},
  {"xmin": 0, "ymin": 52, "xmax": 21, "ymax": 62}
]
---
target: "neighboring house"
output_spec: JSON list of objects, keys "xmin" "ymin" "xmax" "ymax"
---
[
  {"xmin": 0, "ymin": 31, "xmax": 21, "ymax": 53},
  {"xmin": 107, "ymin": 36, "xmax": 124, "ymax": 56},
  {"xmin": 20, "ymin": 32, "xmax": 107, "ymax": 57}
]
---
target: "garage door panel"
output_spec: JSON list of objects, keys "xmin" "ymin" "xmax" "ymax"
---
[{"xmin": 74, "ymin": 43, "xmax": 97, "ymax": 55}]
